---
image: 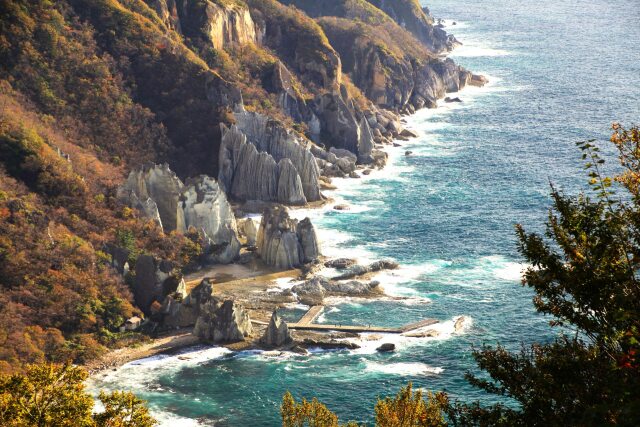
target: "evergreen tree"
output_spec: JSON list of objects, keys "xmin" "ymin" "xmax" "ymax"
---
[{"xmin": 448, "ymin": 125, "xmax": 640, "ymax": 426}]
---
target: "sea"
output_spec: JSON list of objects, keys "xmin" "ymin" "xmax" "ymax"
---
[{"xmin": 89, "ymin": 0, "xmax": 640, "ymax": 425}]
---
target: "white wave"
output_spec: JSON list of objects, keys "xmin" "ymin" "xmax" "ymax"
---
[
  {"xmin": 365, "ymin": 361, "xmax": 444, "ymax": 376},
  {"xmin": 476, "ymin": 255, "xmax": 526, "ymax": 282},
  {"xmin": 337, "ymin": 316, "xmax": 472, "ymax": 355},
  {"xmin": 439, "ymin": 19, "xmax": 468, "ymax": 30},
  {"xmin": 270, "ymin": 277, "xmax": 302, "ymax": 291},
  {"xmin": 372, "ymin": 260, "xmax": 451, "ymax": 297},
  {"xmin": 451, "ymin": 40, "xmax": 510, "ymax": 58},
  {"xmin": 88, "ymin": 346, "xmax": 236, "ymax": 427},
  {"xmin": 152, "ymin": 412, "xmax": 201, "ymax": 427}
]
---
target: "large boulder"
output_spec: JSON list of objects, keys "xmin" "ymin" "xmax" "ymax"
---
[
  {"xmin": 194, "ymin": 299, "xmax": 252, "ymax": 343},
  {"xmin": 261, "ymin": 311, "xmax": 292, "ymax": 347},
  {"xmin": 257, "ymin": 206, "xmax": 320, "ymax": 269},
  {"xmin": 238, "ymin": 218, "xmax": 259, "ymax": 246},
  {"xmin": 291, "ymin": 277, "xmax": 326, "ymax": 306}
]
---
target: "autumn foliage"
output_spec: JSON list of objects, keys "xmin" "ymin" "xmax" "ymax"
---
[
  {"xmin": 0, "ymin": 362, "xmax": 155, "ymax": 426},
  {"xmin": 281, "ymin": 383, "xmax": 448, "ymax": 427}
]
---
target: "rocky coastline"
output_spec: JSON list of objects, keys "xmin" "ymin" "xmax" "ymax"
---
[{"xmin": 88, "ymin": 0, "xmax": 487, "ymax": 376}]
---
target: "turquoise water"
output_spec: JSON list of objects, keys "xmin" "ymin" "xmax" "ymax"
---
[{"xmin": 91, "ymin": 1, "xmax": 640, "ymax": 425}]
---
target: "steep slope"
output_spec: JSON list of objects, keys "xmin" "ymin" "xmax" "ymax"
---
[
  {"xmin": 0, "ymin": 86, "xmax": 201, "ymax": 373},
  {"xmin": 0, "ymin": 0, "xmax": 482, "ymax": 373},
  {"xmin": 363, "ymin": 0, "xmax": 455, "ymax": 52},
  {"xmin": 279, "ymin": 0, "xmax": 476, "ymax": 112}
]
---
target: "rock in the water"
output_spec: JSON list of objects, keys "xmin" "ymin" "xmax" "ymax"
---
[
  {"xmin": 403, "ymin": 329, "xmax": 440, "ymax": 338},
  {"xmin": 400, "ymin": 129, "xmax": 419, "ymax": 138},
  {"xmin": 322, "ymin": 280, "xmax": 381, "ymax": 296},
  {"xmin": 257, "ymin": 206, "xmax": 320, "ymax": 268},
  {"xmin": 291, "ymin": 276, "xmax": 380, "ymax": 304},
  {"xmin": 405, "ymin": 151, "xmax": 413, "ymax": 156},
  {"xmin": 333, "ymin": 260, "xmax": 399, "ymax": 280},
  {"xmin": 333, "ymin": 204, "xmax": 350, "ymax": 211},
  {"xmin": 324, "ymin": 258, "xmax": 357, "ymax": 269},
  {"xmin": 454, "ymin": 315, "xmax": 467, "ymax": 332},
  {"xmin": 302, "ymin": 338, "xmax": 360, "ymax": 350},
  {"xmin": 376, "ymin": 343, "xmax": 396, "ymax": 352},
  {"xmin": 469, "ymin": 74, "xmax": 488, "ymax": 87},
  {"xmin": 194, "ymin": 299, "xmax": 252, "ymax": 343},
  {"xmin": 261, "ymin": 311, "xmax": 292, "ymax": 347},
  {"xmin": 444, "ymin": 96, "xmax": 462, "ymax": 103},
  {"xmin": 292, "ymin": 277, "xmax": 326, "ymax": 306}
]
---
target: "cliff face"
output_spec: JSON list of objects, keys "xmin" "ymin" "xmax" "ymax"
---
[
  {"xmin": 1, "ymin": 0, "xmax": 483, "ymax": 371},
  {"xmin": 218, "ymin": 111, "xmax": 323, "ymax": 205},
  {"xmin": 285, "ymin": 1, "xmax": 479, "ymax": 113},
  {"xmin": 118, "ymin": 163, "xmax": 240, "ymax": 263},
  {"xmin": 148, "ymin": 0, "xmax": 261, "ymax": 50},
  {"xmin": 180, "ymin": 175, "xmax": 241, "ymax": 264},
  {"xmin": 201, "ymin": 2, "xmax": 260, "ymax": 50},
  {"xmin": 362, "ymin": 0, "xmax": 455, "ymax": 52}
]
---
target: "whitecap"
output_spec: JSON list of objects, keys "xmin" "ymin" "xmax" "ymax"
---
[
  {"xmin": 450, "ymin": 41, "xmax": 510, "ymax": 58},
  {"xmin": 365, "ymin": 361, "xmax": 444, "ymax": 376}
]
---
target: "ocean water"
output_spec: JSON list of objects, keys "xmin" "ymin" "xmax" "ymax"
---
[{"xmin": 90, "ymin": 1, "xmax": 640, "ymax": 425}]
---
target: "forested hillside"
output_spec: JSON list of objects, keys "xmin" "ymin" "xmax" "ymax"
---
[{"xmin": 0, "ymin": 0, "xmax": 475, "ymax": 373}]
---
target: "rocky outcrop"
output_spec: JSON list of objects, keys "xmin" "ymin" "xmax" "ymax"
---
[
  {"xmin": 249, "ymin": 0, "xmax": 341, "ymax": 91},
  {"xmin": 362, "ymin": 0, "xmax": 456, "ymax": 53},
  {"xmin": 238, "ymin": 218, "xmax": 259, "ymax": 246},
  {"xmin": 133, "ymin": 255, "xmax": 180, "ymax": 314},
  {"xmin": 180, "ymin": 175, "xmax": 240, "ymax": 263},
  {"xmin": 263, "ymin": 61, "xmax": 317, "ymax": 125},
  {"xmin": 290, "ymin": 276, "xmax": 381, "ymax": 305},
  {"xmin": 312, "ymin": 91, "xmax": 361, "ymax": 155},
  {"xmin": 296, "ymin": 217, "xmax": 320, "ymax": 263},
  {"xmin": 162, "ymin": 278, "xmax": 214, "ymax": 328},
  {"xmin": 332, "ymin": 260, "xmax": 399, "ymax": 280},
  {"xmin": 118, "ymin": 163, "xmax": 240, "ymax": 263},
  {"xmin": 194, "ymin": 299, "xmax": 253, "ymax": 343},
  {"xmin": 376, "ymin": 343, "xmax": 395, "ymax": 352},
  {"xmin": 358, "ymin": 116, "xmax": 375, "ymax": 163},
  {"xmin": 152, "ymin": 0, "xmax": 261, "ymax": 50},
  {"xmin": 147, "ymin": 0, "xmax": 182, "ymax": 33},
  {"xmin": 317, "ymin": 17, "xmax": 477, "ymax": 114},
  {"xmin": 410, "ymin": 59, "xmax": 473, "ymax": 110},
  {"xmin": 219, "ymin": 112, "xmax": 322, "ymax": 205},
  {"xmin": 324, "ymin": 258, "xmax": 357, "ymax": 269},
  {"xmin": 257, "ymin": 206, "xmax": 320, "ymax": 269},
  {"xmin": 118, "ymin": 163, "xmax": 184, "ymax": 232},
  {"xmin": 200, "ymin": 1, "xmax": 260, "ymax": 50},
  {"xmin": 261, "ymin": 311, "xmax": 292, "ymax": 347}
]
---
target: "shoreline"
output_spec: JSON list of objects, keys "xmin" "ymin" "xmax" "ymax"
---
[{"xmin": 87, "ymin": 75, "xmax": 490, "ymax": 381}]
